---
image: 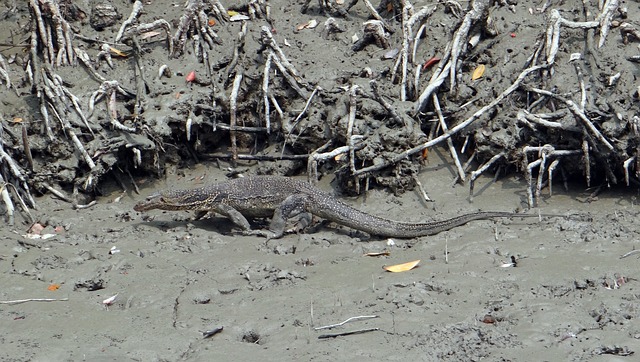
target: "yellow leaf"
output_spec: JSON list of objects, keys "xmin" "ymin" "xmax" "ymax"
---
[
  {"xmin": 471, "ymin": 64, "xmax": 486, "ymax": 80},
  {"xmin": 227, "ymin": 10, "xmax": 239, "ymax": 16},
  {"xmin": 109, "ymin": 46, "xmax": 128, "ymax": 57},
  {"xmin": 383, "ymin": 259, "xmax": 420, "ymax": 272}
]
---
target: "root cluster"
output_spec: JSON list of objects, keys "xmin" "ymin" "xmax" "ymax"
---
[{"xmin": 0, "ymin": 0, "xmax": 638, "ymax": 224}]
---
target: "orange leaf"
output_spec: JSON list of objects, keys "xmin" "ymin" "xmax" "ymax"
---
[
  {"xmin": 471, "ymin": 64, "xmax": 486, "ymax": 80},
  {"xmin": 383, "ymin": 260, "xmax": 420, "ymax": 272},
  {"xmin": 47, "ymin": 284, "xmax": 60, "ymax": 291},
  {"xmin": 421, "ymin": 147, "xmax": 429, "ymax": 160}
]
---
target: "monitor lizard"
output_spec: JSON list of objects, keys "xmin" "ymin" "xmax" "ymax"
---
[{"xmin": 133, "ymin": 175, "xmax": 553, "ymax": 239}]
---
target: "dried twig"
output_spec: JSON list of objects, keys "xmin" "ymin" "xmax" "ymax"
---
[
  {"xmin": 361, "ymin": 64, "xmax": 548, "ymax": 176},
  {"xmin": 318, "ymin": 328, "xmax": 379, "ymax": 339},
  {"xmin": 262, "ymin": 52, "xmax": 273, "ymax": 133},
  {"xmin": 526, "ymin": 87, "xmax": 614, "ymax": 151},
  {"xmin": 115, "ymin": 1, "xmax": 143, "ymax": 42},
  {"xmin": 29, "ymin": 0, "xmax": 75, "ymax": 66},
  {"xmin": 0, "ymin": 54, "xmax": 11, "ymax": 88},
  {"xmin": 173, "ymin": 0, "xmax": 223, "ymax": 58},
  {"xmin": 0, "ymin": 175, "xmax": 15, "ymax": 225},
  {"xmin": 447, "ymin": 0, "xmax": 490, "ymax": 92},
  {"xmin": 346, "ymin": 85, "xmax": 359, "ymax": 175},
  {"xmin": 469, "ymin": 152, "xmax": 504, "ymax": 201},
  {"xmin": 522, "ymin": 146, "xmax": 581, "ymax": 206},
  {"xmin": 0, "ymin": 298, "xmax": 69, "ymax": 305},
  {"xmin": 433, "ymin": 94, "xmax": 464, "ymax": 182},
  {"xmin": 314, "ymin": 315, "xmax": 379, "ymax": 330},
  {"xmin": 597, "ymin": 0, "xmax": 620, "ymax": 48},
  {"xmin": 229, "ymin": 71, "xmax": 243, "ymax": 165}
]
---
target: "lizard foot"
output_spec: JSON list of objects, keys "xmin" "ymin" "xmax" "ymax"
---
[{"xmin": 242, "ymin": 229, "xmax": 279, "ymax": 240}]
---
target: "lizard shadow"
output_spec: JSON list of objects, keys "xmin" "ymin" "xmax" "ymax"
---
[
  {"xmin": 137, "ymin": 214, "xmax": 271, "ymax": 235},
  {"xmin": 137, "ymin": 214, "xmax": 376, "ymax": 239}
]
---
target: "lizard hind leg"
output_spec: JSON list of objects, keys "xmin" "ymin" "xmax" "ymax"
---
[{"xmin": 269, "ymin": 194, "xmax": 311, "ymax": 238}]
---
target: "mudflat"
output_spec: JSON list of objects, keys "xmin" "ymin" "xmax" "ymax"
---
[
  {"xmin": 2, "ymin": 158, "xmax": 639, "ymax": 360},
  {"xmin": 1, "ymin": 0, "xmax": 639, "ymax": 360}
]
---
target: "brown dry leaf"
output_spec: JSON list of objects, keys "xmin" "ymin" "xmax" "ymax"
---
[
  {"xmin": 383, "ymin": 259, "xmax": 420, "ymax": 272},
  {"xmin": 471, "ymin": 64, "xmax": 486, "ymax": 80},
  {"xmin": 11, "ymin": 117, "xmax": 23, "ymax": 123}
]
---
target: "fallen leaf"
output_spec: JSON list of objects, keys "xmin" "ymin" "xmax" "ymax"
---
[
  {"xmin": 186, "ymin": 71, "xmax": 196, "ymax": 82},
  {"xmin": 421, "ymin": 147, "xmax": 429, "ymax": 160},
  {"xmin": 383, "ymin": 48, "xmax": 399, "ymax": 59},
  {"xmin": 47, "ymin": 284, "xmax": 60, "ymax": 291},
  {"xmin": 29, "ymin": 223, "xmax": 45, "ymax": 235},
  {"xmin": 109, "ymin": 46, "xmax": 128, "ymax": 57},
  {"xmin": 227, "ymin": 10, "xmax": 239, "ymax": 16},
  {"xmin": 471, "ymin": 64, "xmax": 486, "ymax": 80},
  {"xmin": 229, "ymin": 14, "xmax": 250, "ymax": 21},
  {"xmin": 383, "ymin": 260, "xmax": 420, "ymax": 272},
  {"xmin": 102, "ymin": 294, "xmax": 118, "ymax": 306},
  {"xmin": 208, "ymin": 18, "xmax": 216, "ymax": 26},
  {"xmin": 296, "ymin": 19, "xmax": 318, "ymax": 31},
  {"xmin": 139, "ymin": 30, "xmax": 162, "ymax": 40},
  {"xmin": 11, "ymin": 117, "xmax": 23, "ymax": 123},
  {"xmin": 481, "ymin": 315, "xmax": 496, "ymax": 324},
  {"xmin": 22, "ymin": 233, "xmax": 56, "ymax": 240},
  {"xmin": 364, "ymin": 251, "xmax": 390, "ymax": 257},
  {"xmin": 422, "ymin": 57, "xmax": 441, "ymax": 71}
]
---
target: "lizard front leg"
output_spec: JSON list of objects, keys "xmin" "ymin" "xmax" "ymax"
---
[
  {"xmin": 212, "ymin": 204, "xmax": 274, "ymax": 238},
  {"xmin": 269, "ymin": 194, "xmax": 311, "ymax": 239}
]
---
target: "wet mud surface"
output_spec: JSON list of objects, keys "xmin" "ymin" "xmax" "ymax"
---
[
  {"xmin": 1, "ymin": 0, "xmax": 640, "ymax": 360},
  {"xmin": 2, "ymin": 160, "xmax": 640, "ymax": 360}
]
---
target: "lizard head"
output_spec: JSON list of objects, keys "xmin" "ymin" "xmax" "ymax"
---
[{"xmin": 134, "ymin": 188, "xmax": 215, "ymax": 211}]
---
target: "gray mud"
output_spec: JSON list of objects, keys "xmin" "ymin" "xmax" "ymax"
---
[
  {"xmin": 2, "ymin": 155, "xmax": 640, "ymax": 361},
  {"xmin": 1, "ymin": 0, "xmax": 640, "ymax": 361}
]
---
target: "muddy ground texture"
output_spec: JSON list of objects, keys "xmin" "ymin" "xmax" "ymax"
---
[{"xmin": 1, "ymin": 0, "xmax": 640, "ymax": 360}]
